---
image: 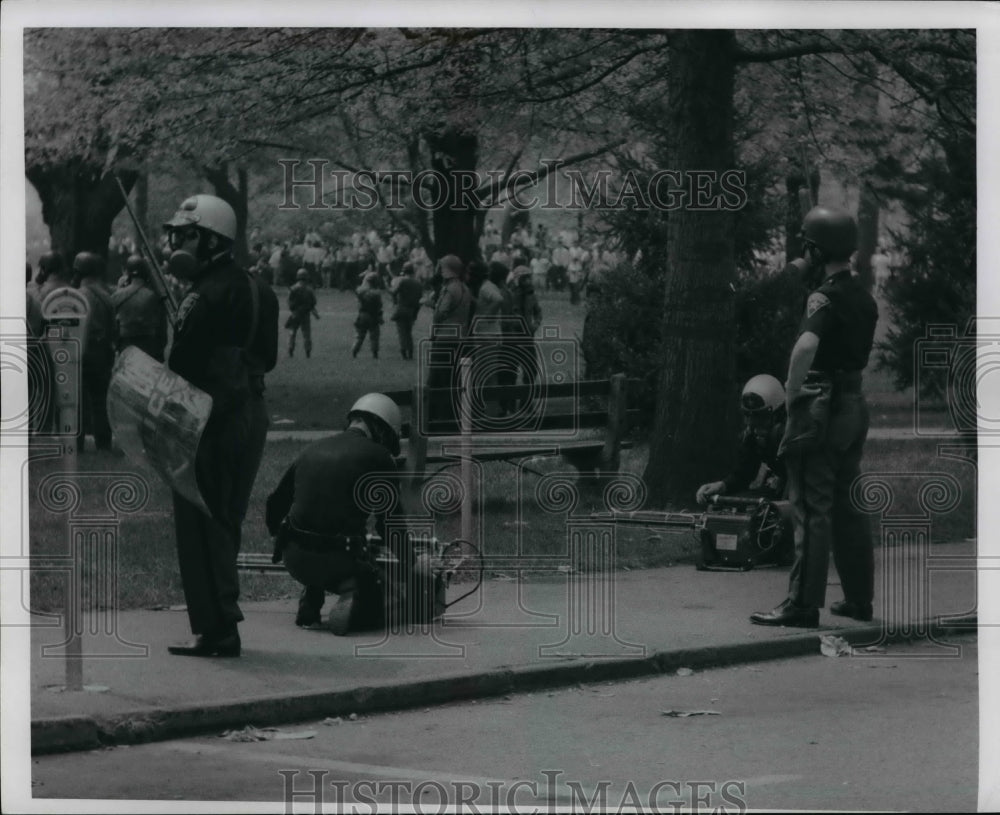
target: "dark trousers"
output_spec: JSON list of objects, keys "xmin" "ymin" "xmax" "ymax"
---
[
  {"xmin": 289, "ymin": 314, "xmax": 313, "ymax": 356},
  {"xmin": 395, "ymin": 318, "xmax": 415, "ymax": 360},
  {"xmin": 353, "ymin": 317, "xmax": 380, "ymax": 358},
  {"xmin": 79, "ymin": 358, "xmax": 113, "ymax": 451},
  {"xmin": 173, "ymin": 395, "xmax": 269, "ymax": 636},
  {"xmin": 785, "ymin": 392, "xmax": 874, "ymax": 609},
  {"xmin": 285, "ymin": 542, "xmax": 386, "ymax": 631}
]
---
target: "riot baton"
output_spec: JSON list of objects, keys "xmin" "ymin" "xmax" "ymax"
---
[{"xmin": 112, "ymin": 173, "xmax": 178, "ymax": 320}]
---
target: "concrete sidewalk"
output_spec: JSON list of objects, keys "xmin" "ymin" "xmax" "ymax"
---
[{"xmin": 28, "ymin": 540, "xmax": 977, "ymax": 755}]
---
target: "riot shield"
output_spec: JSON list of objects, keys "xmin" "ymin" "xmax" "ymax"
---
[{"xmin": 106, "ymin": 346, "xmax": 213, "ymax": 514}]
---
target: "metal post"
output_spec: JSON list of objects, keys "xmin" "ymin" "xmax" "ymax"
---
[
  {"xmin": 460, "ymin": 357, "xmax": 473, "ymax": 547},
  {"xmin": 41, "ymin": 286, "xmax": 90, "ymax": 691},
  {"xmin": 61, "ymin": 412, "xmax": 83, "ymax": 691}
]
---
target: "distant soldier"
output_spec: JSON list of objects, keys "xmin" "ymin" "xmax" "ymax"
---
[
  {"xmin": 389, "ymin": 262, "xmax": 424, "ymax": 360},
  {"xmin": 111, "ymin": 255, "xmax": 168, "ymax": 362},
  {"xmin": 352, "ymin": 271, "xmax": 383, "ymax": 359},
  {"xmin": 73, "ymin": 251, "xmax": 117, "ymax": 452},
  {"xmin": 509, "ymin": 265, "xmax": 542, "ymax": 390},
  {"xmin": 287, "ymin": 268, "xmax": 320, "ymax": 358},
  {"xmin": 36, "ymin": 250, "xmax": 73, "ymax": 302}
]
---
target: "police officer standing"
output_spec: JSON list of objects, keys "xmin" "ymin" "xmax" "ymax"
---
[
  {"xmin": 287, "ymin": 268, "xmax": 320, "ymax": 358},
  {"xmin": 750, "ymin": 207, "xmax": 878, "ymax": 628},
  {"xmin": 111, "ymin": 255, "xmax": 168, "ymax": 363},
  {"xmin": 265, "ymin": 393, "xmax": 404, "ymax": 635},
  {"xmin": 162, "ymin": 194, "xmax": 279, "ymax": 657},
  {"xmin": 73, "ymin": 251, "xmax": 117, "ymax": 453},
  {"xmin": 389, "ymin": 262, "xmax": 424, "ymax": 360}
]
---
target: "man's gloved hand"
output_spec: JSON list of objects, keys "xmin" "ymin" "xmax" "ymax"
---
[{"xmin": 696, "ymin": 481, "xmax": 726, "ymax": 505}]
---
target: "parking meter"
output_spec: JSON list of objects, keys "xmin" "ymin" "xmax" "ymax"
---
[{"xmin": 40, "ymin": 287, "xmax": 89, "ymax": 441}]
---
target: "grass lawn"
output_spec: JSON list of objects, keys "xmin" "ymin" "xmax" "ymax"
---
[
  {"xmin": 266, "ymin": 287, "xmax": 588, "ymax": 429},
  {"xmin": 22, "ymin": 284, "xmax": 969, "ymax": 611}
]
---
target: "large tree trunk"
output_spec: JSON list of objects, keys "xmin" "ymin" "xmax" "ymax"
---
[
  {"xmin": 784, "ymin": 167, "xmax": 821, "ymax": 261},
  {"xmin": 855, "ymin": 181, "xmax": 879, "ymax": 292},
  {"xmin": 641, "ymin": 31, "xmax": 739, "ymax": 508},
  {"xmin": 424, "ymin": 125, "xmax": 481, "ymax": 264},
  {"xmin": 26, "ymin": 162, "xmax": 137, "ymax": 269}
]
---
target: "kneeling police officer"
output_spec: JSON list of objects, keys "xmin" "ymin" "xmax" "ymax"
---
[
  {"xmin": 265, "ymin": 393, "xmax": 409, "ymax": 635},
  {"xmin": 696, "ymin": 374, "xmax": 788, "ymax": 505},
  {"xmin": 695, "ymin": 374, "xmax": 792, "ymax": 569}
]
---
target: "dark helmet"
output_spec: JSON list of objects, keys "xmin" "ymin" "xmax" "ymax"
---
[
  {"xmin": 125, "ymin": 254, "xmax": 150, "ymax": 278},
  {"xmin": 39, "ymin": 250, "xmax": 67, "ymax": 279},
  {"xmin": 72, "ymin": 251, "xmax": 105, "ymax": 279},
  {"xmin": 801, "ymin": 207, "xmax": 857, "ymax": 262}
]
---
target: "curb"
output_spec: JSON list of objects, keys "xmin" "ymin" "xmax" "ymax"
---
[{"xmin": 31, "ymin": 614, "xmax": 977, "ymax": 756}]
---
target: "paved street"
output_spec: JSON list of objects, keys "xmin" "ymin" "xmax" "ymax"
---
[{"xmin": 31, "ymin": 634, "xmax": 977, "ymax": 812}]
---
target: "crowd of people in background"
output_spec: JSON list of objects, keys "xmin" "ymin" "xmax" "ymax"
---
[{"xmin": 242, "ymin": 220, "xmax": 625, "ymax": 303}]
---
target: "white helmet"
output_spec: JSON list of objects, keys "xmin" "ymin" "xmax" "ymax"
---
[
  {"xmin": 164, "ymin": 195, "xmax": 237, "ymax": 241},
  {"xmin": 348, "ymin": 393, "xmax": 403, "ymax": 455},
  {"xmin": 740, "ymin": 374, "xmax": 784, "ymax": 414}
]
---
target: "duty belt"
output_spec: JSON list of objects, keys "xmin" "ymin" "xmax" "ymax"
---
[{"xmin": 272, "ymin": 517, "xmax": 368, "ymax": 563}]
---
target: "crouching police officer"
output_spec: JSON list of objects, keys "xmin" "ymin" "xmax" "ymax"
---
[
  {"xmin": 696, "ymin": 374, "xmax": 792, "ymax": 568},
  {"xmin": 265, "ymin": 393, "xmax": 407, "ymax": 635},
  {"xmin": 751, "ymin": 206, "xmax": 878, "ymax": 628},
  {"xmin": 696, "ymin": 374, "xmax": 788, "ymax": 506},
  {"xmin": 163, "ymin": 194, "xmax": 279, "ymax": 657}
]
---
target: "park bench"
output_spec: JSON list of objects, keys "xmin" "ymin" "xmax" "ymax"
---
[{"xmin": 383, "ymin": 371, "xmax": 637, "ymax": 482}]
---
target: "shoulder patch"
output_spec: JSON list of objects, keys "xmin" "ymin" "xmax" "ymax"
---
[
  {"xmin": 175, "ymin": 292, "xmax": 200, "ymax": 333},
  {"xmin": 806, "ymin": 292, "xmax": 831, "ymax": 319}
]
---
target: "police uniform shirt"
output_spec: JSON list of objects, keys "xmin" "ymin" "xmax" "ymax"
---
[
  {"xmin": 394, "ymin": 276, "xmax": 424, "ymax": 314},
  {"xmin": 798, "ymin": 270, "xmax": 878, "ymax": 373},
  {"xmin": 288, "ymin": 281, "xmax": 317, "ymax": 315},
  {"xmin": 723, "ymin": 422, "xmax": 786, "ymax": 495},
  {"xmin": 169, "ymin": 257, "xmax": 279, "ymax": 404},
  {"xmin": 265, "ymin": 428, "xmax": 398, "ymax": 540}
]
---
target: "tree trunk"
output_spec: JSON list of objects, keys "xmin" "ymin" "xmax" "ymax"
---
[
  {"xmin": 424, "ymin": 125, "xmax": 481, "ymax": 264},
  {"xmin": 784, "ymin": 168, "xmax": 822, "ymax": 261},
  {"xmin": 855, "ymin": 182, "xmax": 879, "ymax": 292},
  {"xmin": 26, "ymin": 161, "xmax": 137, "ymax": 271},
  {"xmin": 641, "ymin": 31, "xmax": 739, "ymax": 508}
]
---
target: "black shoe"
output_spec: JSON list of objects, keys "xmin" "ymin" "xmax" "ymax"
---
[
  {"xmin": 296, "ymin": 586, "xmax": 325, "ymax": 627},
  {"xmin": 326, "ymin": 590, "xmax": 356, "ymax": 636},
  {"xmin": 750, "ymin": 600, "xmax": 819, "ymax": 628},
  {"xmin": 167, "ymin": 631, "xmax": 241, "ymax": 657},
  {"xmin": 829, "ymin": 599, "xmax": 874, "ymax": 622}
]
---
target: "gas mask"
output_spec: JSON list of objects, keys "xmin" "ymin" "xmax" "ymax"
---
[{"xmin": 166, "ymin": 227, "xmax": 202, "ymax": 281}]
